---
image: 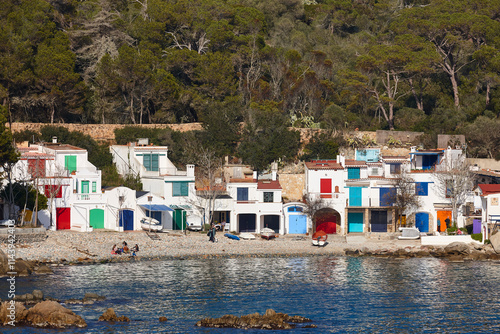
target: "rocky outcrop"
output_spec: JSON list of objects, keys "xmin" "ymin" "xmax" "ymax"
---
[
  {"xmin": 159, "ymin": 316, "xmax": 168, "ymax": 322},
  {"xmin": 490, "ymin": 232, "xmax": 500, "ymax": 253},
  {"xmin": 65, "ymin": 293, "xmax": 105, "ymax": 305},
  {"xmin": 343, "ymin": 242, "xmax": 500, "ymax": 261},
  {"xmin": 0, "ymin": 300, "xmax": 86, "ymax": 328},
  {"xmin": 25, "ymin": 300, "xmax": 87, "ymax": 328},
  {"xmin": 98, "ymin": 308, "xmax": 130, "ymax": 322},
  {"xmin": 14, "ymin": 290, "xmax": 46, "ymax": 305},
  {"xmin": 196, "ymin": 309, "xmax": 312, "ymax": 330},
  {"xmin": 0, "ymin": 301, "xmax": 27, "ymax": 326},
  {"xmin": 0, "ymin": 250, "xmax": 52, "ymax": 277}
]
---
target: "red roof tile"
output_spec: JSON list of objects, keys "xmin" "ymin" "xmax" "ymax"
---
[
  {"xmin": 305, "ymin": 160, "xmax": 343, "ymax": 170},
  {"xmin": 257, "ymin": 180, "xmax": 282, "ymax": 190},
  {"xmin": 478, "ymin": 184, "xmax": 500, "ymax": 196}
]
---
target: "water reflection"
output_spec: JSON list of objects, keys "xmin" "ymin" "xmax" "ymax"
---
[{"xmin": 0, "ymin": 257, "xmax": 499, "ymax": 333}]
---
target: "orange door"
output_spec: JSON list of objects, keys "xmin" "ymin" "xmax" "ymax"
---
[{"xmin": 436, "ymin": 210, "xmax": 452, "ymax": 232}]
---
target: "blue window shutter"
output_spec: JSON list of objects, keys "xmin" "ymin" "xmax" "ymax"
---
[
  {"xmin": 237, "ymin": 188, "xmax": 248, "ymax": 201},
  {"xmin": 380, "ymin": 188, "xmax": 396, "ymax": 206},
  {"xmin": 350, "ymin": 187, "xmax": 362, "ymax": 206},
  {"xmin": 415, "ymin": 182, "xmax": 428, "ymax": 196},
  {"xmin": 348, "ymin": 168, "xmax": 360, "ymax": 179}
]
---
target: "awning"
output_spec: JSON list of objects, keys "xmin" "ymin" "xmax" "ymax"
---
[
  {"xmin": 140, "ymin": 204, "xmax": 173, "ymax": 211},
  {"xmin": 169, "ymin": 205, "xmax": 191, "ymax": 210}
]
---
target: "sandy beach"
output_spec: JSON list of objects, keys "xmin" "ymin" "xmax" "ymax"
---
[{"xmin": 10, "ymin": 230, "xmax": 422, "ymax": 264}]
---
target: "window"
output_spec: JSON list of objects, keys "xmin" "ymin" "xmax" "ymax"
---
[
  {"xmin": 81, "ymin": 181, "xmax": 90, "ymax": 194},
  {"xmin": 371, "ymin": 167, "xmax": 379, "ymax": 176},
  {"xmin": 415, "ymin": 182, "xmax": 428, "ymax": 196},
  {"xmin": 172, "ymin": 182, "xmax": 189, "ymax": 196},
  {"xmin": 320, "ymin": 179, "xmax": 332, "ymax": 198},
  {"xmin": 44, "ymin": 185, "xmax": 62, "ymax": 198},
  {"xmin": 92, "ymin": 181, "xmax": 96, "ymax": 193},
  {"xmin": 143, "ymin": 154, "xmax": 159, "ymax": 171},
  {"xmin": 287, "ymin": 206, "xmax": 303, "ymax": 212},
  {"xmin": 347, "ymin": 168, "xmax": 360, "ymax": 179},
  {"xmin": 390, "ymin": 163, "xmax": 401, "ymax": 174},
  {"xmin": 65, "ymin": 155, "xmax": 77, "ymax": 173},
  {"xmin": 263, "ymin": 192, "xmax": 274, "ymax": 202},
  {"xmin": 28, "ymin": 159, "xmax": 45, "ymax": 178},
  {"xmin": 237, "ymin": 187, "xmax": 248, "ymax": 201},
  {"xmin": 446, "ymin": 180, "xmax": 452, "ymax": 198}
]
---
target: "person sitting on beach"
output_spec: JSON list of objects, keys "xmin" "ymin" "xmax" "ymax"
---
[
  {"xmin": 122, "ymin": 241, "xmax": 130, "ymax": 254},
  {"xmin": 111, "ymin": 244, "xmax": 121, "ymax": 255},
  {"xmin": 131, "ymin": 244, "xmax": 139, "ymax": 256}
]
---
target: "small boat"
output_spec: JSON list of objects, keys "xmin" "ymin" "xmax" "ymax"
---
[
  {"xmin": 312, "ymin": 230, "xmax": 328, "ymax": 247},
  {"xmin": 239, "ymin": 232, "xmax": 256, "ymax": 240},
  {"xmin": 260, "ymin": 228, "xmax": 276, "ymax": 240},
  {"xmin": 398, "ymin": 227, "xmax": 420, "ymax": 240},
  {"xmin": 141, "ymin": 218, "xmax": 163, "ymax": 232},
  {"xmin": 225, "ymin": 233, "xmax": 240, "ymax": 241}
]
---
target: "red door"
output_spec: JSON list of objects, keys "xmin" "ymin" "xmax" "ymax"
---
[
  {"xmin": 316, "ymin": 215, "xmax": 337, "ymax": 234},
  {"xmin": 56, "ymin": 208, "xmax": 71, "ymax": 230}
]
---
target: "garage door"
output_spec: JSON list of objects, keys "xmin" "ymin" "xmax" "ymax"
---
[
  {"xmin": 239, "ymin": 214, "xmax": 256, "ymax": 232},
  {"xmin": 90, "ymin": 209, "xmax": 104, "ymax": 229},
  {"xmin": 289, "ymin": 215, "xmax": 307, "ymax": 234},
  {"xmin": 348, "ymin": 212, "xmax": 364, "ymax": 233},
  {"xmin": 415, "ymin": 212, "xmax": 429, "ymax": 233},
  {"xmin": 56, "ymin": 208, "xmax": 71, "ymax": 230},
  {"xmin": 120, "ymin": 210, "xmax": 134, "ymax": 231},
  {"xmin": 371, "ymin": 210, "xmax": 387, "ymax": 232}
]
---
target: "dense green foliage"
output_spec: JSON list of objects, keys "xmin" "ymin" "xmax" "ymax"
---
[
  {"xmin": 0, "ymin": 182, "xmax": 48, "ymax": 212},
  {"xmin": 2, "ymin": 0, "xmax": 500, "ymax": 161}
]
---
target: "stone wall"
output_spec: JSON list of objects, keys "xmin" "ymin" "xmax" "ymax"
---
[
  {"xmin": 8, "ymin": 122, "xmax": 203, "ymax": 144},
  {"xmin": 279, "ymin": 162, "xmax": 306, "ymax": 202}
]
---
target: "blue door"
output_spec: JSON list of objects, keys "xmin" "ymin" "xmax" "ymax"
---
[
  {"xmin": 289, "ymin": 215, "xmax": 307, "ymax": 234},
  {"xmin": 348, "ymin": 212, "xmax": 364, "ymax": 233},
  {"xmin": 349, "ymin": 187, "xmax": 362, "ymax": 206},
  {"xmin": 119, "ymin": 210, "xmax": 134, "ymax": 231},
  {"xmin": 415, "ymin": 212, "xmax": 429, "ymax": 232}
]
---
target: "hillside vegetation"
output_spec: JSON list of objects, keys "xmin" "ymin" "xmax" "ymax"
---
[{"xmin": 2, "ymin": 0, "xmax": 500, "ymax": 163}]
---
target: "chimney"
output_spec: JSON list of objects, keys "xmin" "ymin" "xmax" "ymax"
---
[
  {"xmin": 187, "ymin": 164, "xmax": 195, "ymax": 177},
  {"xmin": 52, "ymin": 136, "xmax": 57, "ymax": 144},
  {"xmin": 272, "ymin": 170, "xmax": 277, "ymax": 181},
  {"xmin": 253, "ymin": 171, "xmax": 258, "ymax": 180}
]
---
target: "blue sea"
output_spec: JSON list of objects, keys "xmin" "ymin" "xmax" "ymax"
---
[{"xmin": 1, "ymin": 256, "xmax": 500, "ymax": 333}]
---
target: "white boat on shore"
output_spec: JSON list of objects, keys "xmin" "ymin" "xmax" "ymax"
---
[
  {"xmin": 141, "ymin": 218, "xmax": 163, "ymax": 232},
  {"xmin": 398, "ymin": 227, "xmax": 420, "ymax": 240},
  {"xmin": 240, "ymin": 232, "xmax": 256, "ymax": 240},
  {"xmin": 260, "ymin": 228, "xmax": 277, "ymax": 240}
]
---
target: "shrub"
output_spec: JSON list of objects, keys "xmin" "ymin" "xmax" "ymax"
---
[{"xmin": 471, "ymin": 233, "xmax": 482, "ymax": 242}]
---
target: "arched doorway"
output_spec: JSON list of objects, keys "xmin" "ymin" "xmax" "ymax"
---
[{"xmin": 314, "ymin": 208, "xmax": 340, "ymax": 234}]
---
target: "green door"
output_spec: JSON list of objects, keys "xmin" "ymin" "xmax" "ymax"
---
[
  {"xmin": 90, "ymin": 208, "xmax": 104, "ymax": 229},
  {"xmin": 173, "ymin": 209, "xmax": 186, "ymax": 230},
  {"xmin": 81, "ymin": 181, "xmax": 90, "ymax": 193}
]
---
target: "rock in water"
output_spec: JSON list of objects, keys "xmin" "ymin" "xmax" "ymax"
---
[
  {"xmin": 490, "ymin": 232, "xmax": 500, "ymax": 254},
  {"xmin": 196, "ymin": 309, "xmax": 312, "ymax": 330},
  {"xmin": 98, "ymin": 308, "xmax": 130, "ymax": 322},
  {"xmin": 0, "ymin": 301, "xmax": 27, "ymax": 325},
  {"xmin": 25, "ymin": 300, "xmax": 87, "ymax": 328}
]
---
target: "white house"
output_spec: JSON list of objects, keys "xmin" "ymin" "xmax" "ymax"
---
[
  {"xmin": 227, "ymin": 171, "xmax": 283, "ymax": 234},
  {"xmin": 476, "ymin": 184, "xmax": 500, "ymax": 241},
  {"xmin": 102, "ymin": 186, "xmax": 137, "ymax": 231},
  {"xmin": 15, "ymin": 139, "xmax": 102, "ymax": 231}
]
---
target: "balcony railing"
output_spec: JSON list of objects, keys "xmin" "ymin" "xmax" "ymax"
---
[{"xmin": 76, "ymin": 193, "xmax": 103, "ymax": 201}]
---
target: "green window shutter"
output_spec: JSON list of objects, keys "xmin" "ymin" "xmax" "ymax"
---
[
  {"xmin": 92, "ymin": 181, "xmax": 96, "ymax": 193},
  {"xmin": 143, "ymin": 154, "xmax": 151, "ymax": 171},
  {"xmin": 151, "ymin": 154, "xmax": 159, "ymax": 171},
  {"xmin": 81, "ymin": 181, "xmax": 89, "ymax": 194},
  {"xmin": 172, "ymin": 182, "xmax": 189, "ymax": 196},
  {"xmin": 65, "ymin": 155, "xmax": 77, "ymax": 173}
]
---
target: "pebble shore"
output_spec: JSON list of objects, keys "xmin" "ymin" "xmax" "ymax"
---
[{"xmin": 9, "ymin": 230, "xmax": 422, "ymax": 264}]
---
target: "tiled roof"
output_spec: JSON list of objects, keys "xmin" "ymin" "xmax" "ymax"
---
[
  {"xmin": 478, "ymin": 184, "xmax": 500, "ymax": 196},
  {"xmin": 229, "ymin": 178, "xmax": 255, "ymax": 183},
  {"xmin": 305, "ymin": 160, "xmax": 343, "ymax": 170},
  {"xmin": 257, "ymin": 180, "xmax": 282, "ymax": 190},
  {"xmin": 345, "ymin": 160, "xmax": 367, "ymax": 167},
  {"xmin": 44, "ymin": 143, "xmax": 85, "ymax": 151}
]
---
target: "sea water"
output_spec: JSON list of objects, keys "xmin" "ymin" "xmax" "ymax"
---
[{"xmin": 1, "ymin": 256, "xmax": 499, "ymax": 333}]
